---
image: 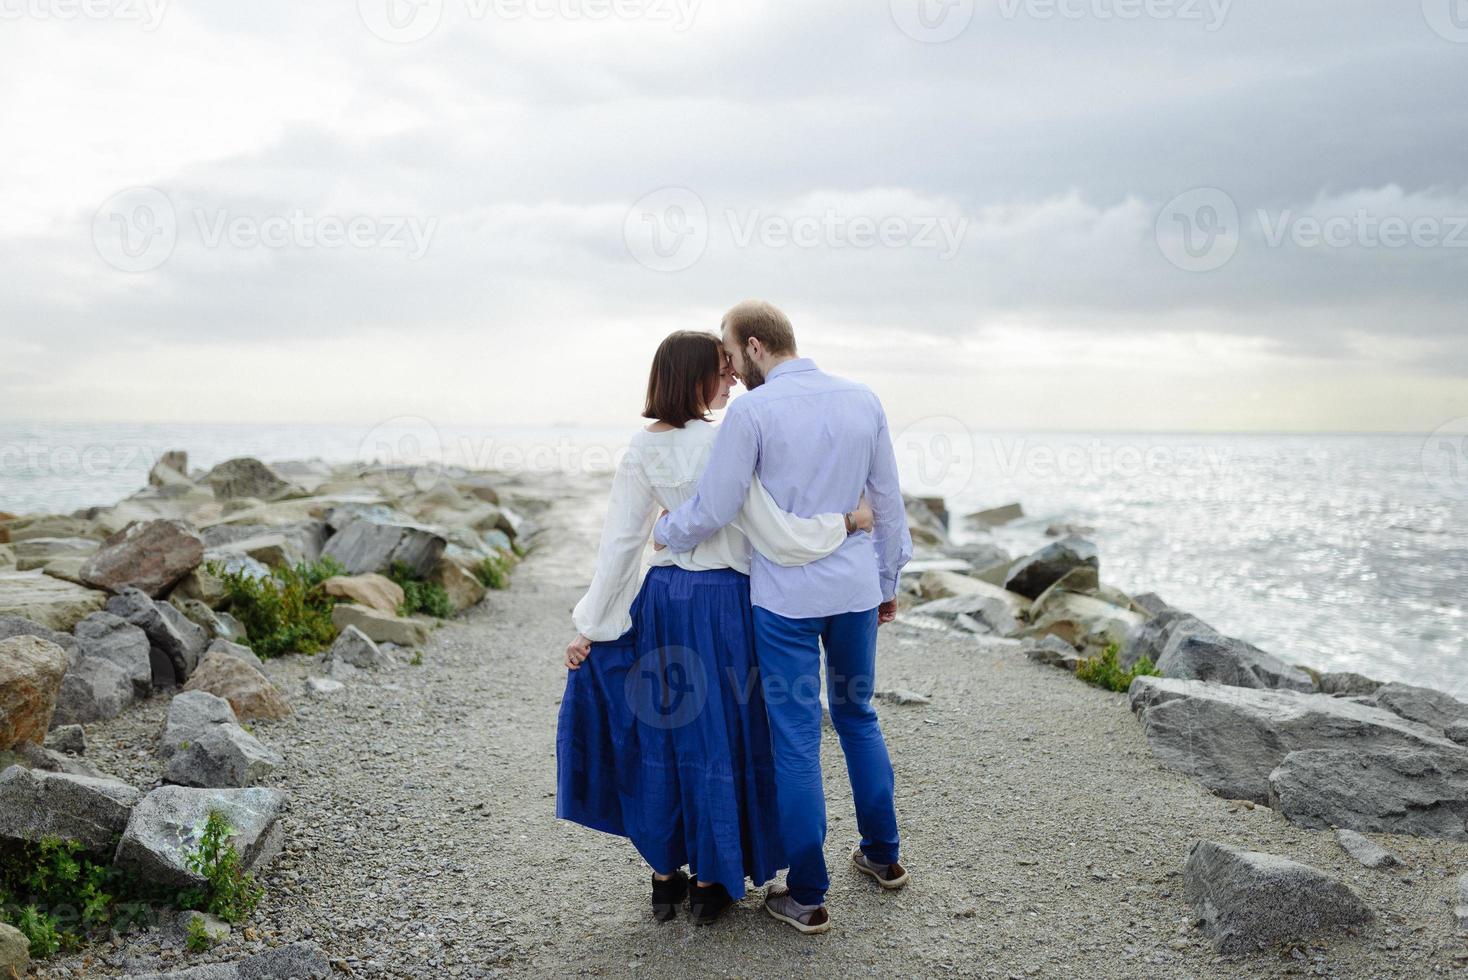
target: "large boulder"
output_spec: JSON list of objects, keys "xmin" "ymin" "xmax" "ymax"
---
[
  {"xmin": 159, "ymin": 690, "xmax": 282, "ymax": 788},
  {"xmin": 0, "ymin": 765, "xmax": 141, "ymax": 852},
  {"xmin": 321, "ymin": 518, "xmax": 446, "ymax": 579},
  {"xmin": 182, "ymin": 651, "xmax": 291, "ymax": 722},
  {"xmin": 0, "ymin": 636, "xmax": 69, "ymax": 749},
  {"xmin": 106, "ymin": 587, "xmax": 209, "ymax": 686},
  {"xmin": 1155, "ymin": 618, "xmax": 1313, "ymax": 692},
  {"xmin": 113, "ymin": 784, "xmax": 286, "ymax": 889},
  {"xmin": 1183, "ymin": 840, "xmax": 1374, "ymax": 953},
  {"xmin": 331, "ymin": 604, "xmax": 429, "ymax": 646},
  {"xmin": 0, "ymin": 570, "xmax": 107, "ymax": 630},
  {"xmin": 203, "ymin": 457, "xmax": 304, "ymax": 502},
  {"xmin": 1003, "ymin": 536, "xmax": 1099, "ymax": 601},
  {"xmin": 123, "ymin": 941, "xmax": 331, "ymax": 980},
  {"xmin": 51, "ymin": 655, "xmax": 134, "ymax": 727},
  {"xmin": 322, "ymin": 573, "xmax": 404, "ymax": 613},
  {"xmin": 1268, "ymin": 747, "xmax": 1468, "ymax": 841},
  {"xmin": 1129, "ymin": 676, "xmax": 1463, "ymax": 803},
  {"xmin": 77, "ymin": 519, "xmax": 204, "ymax": 597},
  {"xmin": 4, "ymin": 515, "xmax": 97, "ymax": 543},
  {"xmin": 170, "ymin": 597, "xmax": 247, "ymax": 644},
  {"xmin": 73, "ymin": 612, "xmax": 153, "ymax": 697},
  {"xmin": 1372, "ymin": 683, "xmax": 1468, "ymax": 733}
]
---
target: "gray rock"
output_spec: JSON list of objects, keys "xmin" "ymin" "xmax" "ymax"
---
[
  {"xmin": 874, "ymin": 689, "xmax": 931, "ymax": 706},
  {"xmin": 171, "ymin": 597, "xmax": 247, "ymax": 644},
  {"xmin": 912, "ymin": 593, "xmax": 1022, "ymax": 637},
  {"xmin": 1130, "ymin": 592, "xmax": 1171, "ymax": 617},
  {"xmin": 1025, "ymin": 635, "xmax": 1082, "ymax": 672},
  {"xmin": 0, "ymin": 922, "xmax": 27, "ymax": 978},
  {"xmin": 1448, "ymin": 722, "xmax": 1468, "ymax": 746},
  {"xmin": 1148, "ymin": 612, "xmax": 1313, "ymax": 692},
  {"xmin": 0, "ymin": 740, "xmax": 108, "ymax": 779},
  {"xmin": 74, "ymin": 611, "xmax": 153, "ymax": 697},
  {"xmin": 1333, "ymin": 829, "xmax": 1402, "ymax": 869},
  {"xmin": 113, "ymin": 784, "xmax": 287, "ymax": 890},
  {"xmin": 966, "ymin": 502, "xmax": 1024, "ymax": 527},
  {"xmin": 1129, "ymin": 677, "xmax": 1463, "ymax": 803},
  {"xmin": 1268, "ymin": 747, "xmax": 1468, "ymax": 840},
  {"xmin": 0, "ymin": 764, "xmax": 141, "ymax": 852},
  {"xmin": 45, "ymin": 724, "xmax": 86, "ymax": 755},
  {"xmin": 13, "ymin": 536, "xmax": 98, "ymax": 570},
  {"xmin": 1373, "ymin": 683, "xmax": 1468, "ymax": 732},
  {"xmin": 1003, "ymin": 536, "xmax": 1099, "ymax": 601},
  {"xmin": 304, "ymin": 676, "xmax": 345, "ymax": 697},
  {"xmin": 938, "ymin": 541, "xmax": 1012, "ymax": 570},
  {"xmin": 324, "ymin": 624, "xmax": 393, "ymax": 670},
  {"xmin": 1456, "ymin": 873, "xmax": 1468, "ymax": 934},
  {"xmin": 329, "ymin": 605, "xmax": 430, "ymax": 646},
  {"xmin": 321, "ymin": 517, "xmax": 447, "ymax": 578},
  {"xmin": 106, "ymin": 587, "xmax": 209, "ymax": 686},
  {"xmin": 1314, "ymin": 671, "xmax": 1384, "ymax": 697},
  {"xmin": 159, "ymin": 691, "xmax": 281, "ymax": 788},
  {"xmin": 205, "ymin": 637, "xmax": 264, "ymax": 666},
  {"xmin": 203, "ymin": 457, "xmax": 304, "ymax": 502},
  {"xmin": 52, "ymin": 653, "xmax": 134, "ymax": 726},
  {"xmin": 1183, "ymin": 840, "xmax": 1374, "ymax": 953}
]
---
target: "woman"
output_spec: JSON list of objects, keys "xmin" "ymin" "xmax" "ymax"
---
[{"xmin": 556, "ymin": 330, "xmax": 871, "ymax": 925}]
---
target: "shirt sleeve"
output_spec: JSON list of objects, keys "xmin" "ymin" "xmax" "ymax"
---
[
  {"xmin": 731, "ymin": 477, "xmax": 848, "ymax": 567},
  {"xmin": 653, "ymin": 401, "xmax": 760, "ymax": 552},
  {"xmin": 571, "ymin": 446, "xmax": 658, "ymax": 641},
  {"xmin": 867, "ymin": 402, "xmax": 914, "ymax": 602}
]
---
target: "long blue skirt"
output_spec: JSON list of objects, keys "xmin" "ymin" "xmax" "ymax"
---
[{"xmin": 555, "ymin": 565, "xmax": 785, "ymax": 899}]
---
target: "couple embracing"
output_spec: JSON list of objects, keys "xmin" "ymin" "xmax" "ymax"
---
[{"xmin": 556, "ymin": 300, "xmax": 914, "ymax": 933}]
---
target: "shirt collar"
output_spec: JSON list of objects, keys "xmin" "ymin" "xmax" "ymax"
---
[{"xmin": 766, "ymin": 357, "xmax": 816, "ymax": 382}]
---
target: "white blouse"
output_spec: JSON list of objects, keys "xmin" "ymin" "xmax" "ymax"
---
[{"xmin": 571, "ymin": 420, "xmax": 848, "ymax": 641}]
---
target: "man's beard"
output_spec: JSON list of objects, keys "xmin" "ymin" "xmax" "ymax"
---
[{"xmin": 739, "ymin": 356, "xmax": 766, "ymax": 389}]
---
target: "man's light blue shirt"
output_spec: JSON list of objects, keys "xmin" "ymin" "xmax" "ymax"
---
[{"xmin": 653, "ymin": 358, "xmax": 913, "ymax": 620}]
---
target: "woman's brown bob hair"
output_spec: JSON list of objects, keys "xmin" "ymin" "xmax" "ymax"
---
[{"xmin": 643, "ymin": 330, "xmax": 723, "ymax": 429}]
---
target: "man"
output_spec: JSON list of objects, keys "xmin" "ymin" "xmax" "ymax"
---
[{"xmin": 653, "ymin": 299, "xmax": 914, "ymax": 934}]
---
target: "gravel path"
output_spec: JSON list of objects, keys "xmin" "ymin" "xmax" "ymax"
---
[{"xmin": 43, "ymin": 476, "xmax": 1468, "ymax": 979}]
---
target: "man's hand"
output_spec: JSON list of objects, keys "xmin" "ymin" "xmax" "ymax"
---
[
  {"xmin": 651, "ymin": 509, "xmax": 670, "ymax": 551},
  {"xmin": 565, "ymin": 634, "xmax": 592, "ymax": 669},
  {"xmin": 877, "ymin": 599, "xmax": 897, "ymax": 625}
]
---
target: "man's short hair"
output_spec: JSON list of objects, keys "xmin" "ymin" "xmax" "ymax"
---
[{"xmin": 722, "ymin": 300, "xmax": 797, "ymax": 356}]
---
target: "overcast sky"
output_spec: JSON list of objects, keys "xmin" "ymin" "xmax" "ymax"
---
[{"xmin": 1, "ymin": 0, "xmax": 1464, "ymax": 433}]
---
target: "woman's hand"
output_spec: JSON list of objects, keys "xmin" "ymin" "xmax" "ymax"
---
[
  {"xmin": 651, "ymin": 509, "xmax": 670, "ymax": 551},
  {"xmin": 565, "ymin": 634, "xmax": 592, "ymax": 670},
  {"xmin": 848, "ymin": 496, "xmax": 875, "ymax": 534}
]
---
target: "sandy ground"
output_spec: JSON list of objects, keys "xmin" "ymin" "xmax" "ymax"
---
[{"xmin": 40, "ymin": 475, "xmax": 1468, "ymax": 979}]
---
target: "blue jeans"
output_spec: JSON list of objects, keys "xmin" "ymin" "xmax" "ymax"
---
[{"xmin": 752, "ymin": 606, "xmax": 899, "ymax": 907}]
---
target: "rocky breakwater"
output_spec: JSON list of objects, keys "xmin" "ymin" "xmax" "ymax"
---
[
  {"xmin": 899, "ymin": 494, "xmax": 1468, "ymax": 956},
  {"xmin": 0, "ymin": 451, "xmax": 533, "ymax": 976}
]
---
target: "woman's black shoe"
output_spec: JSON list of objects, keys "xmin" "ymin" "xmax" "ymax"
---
[
  {"xmin": 687, "ymin": 876, "xmax": 734, "ymax": 925},
  {"xmin": 651, "ymin": 871, "xmax": 689, "ymax": 922}
]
